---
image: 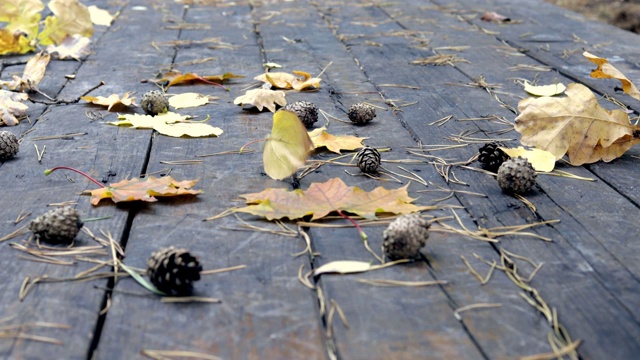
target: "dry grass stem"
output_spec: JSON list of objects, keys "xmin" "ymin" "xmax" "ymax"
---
[
  {"xmin": 47, "ymin": 201, "xmax": 77, "ymax": 207},
  {"xmin": 356, "ymin": 279, "xmax": 447, "ymax": 287},
  {"xmin": 15, "ymin": 210, "xmax": 31, "ymax": 224},
  {"xmin": 141, "ymin": 349, "xmax": 222, "ymax": 360},
  {"xmin": 542, "ymin": 170, "xmax": 596, "ymax": 182},
  {"xmin": 514, "ymin": 193, "xmax": 537, "ymax": 212},
  {"xmin": 429, "ymin": 115, "xmax": 453, "ymax": 126},
  {"xmin": 378, "ymin": 84, "xmax": 420, "ymax": 89},
  {"xmin": 31, "ymin": 133, "xmax": 86, "ymax": 141},
  {"xmin": 160, "ymin": 297, "xmax": 221, "ymax": 303},
  {"xmin": 453, "ymin": 303, "xmax": 502, "ymax": 320},
  {"xmin": 201, "ymin": 264, "xmax": 247, "ymax": 275},
  {"xmin": 461, "ymin": 255, "xmax": 496, "ymax": 285},
  {"xmin": 34, "ymin": 144, "xmax": 46, "ymax": 162},
  {"xmin": 195, "ymin": 149, "xmax": 254, "ymax": 157},
  {"xmin": 520, "ymin": 339, "xmax": 582, "ymax": 360},
  {"xmin": 298, "ymin": 265, "xmax": 315, "ymax": 289},
  {"xmin": 331, "ymin": 299, "xmax": 350, "ymax": 328},
  {"xmin": 159, "ymin": 160, "xmax": 203, "ymax": 165},
  {"xmin": 411, "ymin": 54, "xmax": 470, "ymax": 66},
  {"xmin": 0, "ymin": 225, "xmax": 29, "ymax": 243},
  {"xmin": 508, "ymin": 64, "xmax": 552, "ymax": 72},
  {"xmin": 292, "ymin": 226, "xmax": 313, "ymax": 258}
]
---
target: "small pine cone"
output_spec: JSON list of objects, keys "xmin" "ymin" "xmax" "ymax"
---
[
  {"xmin": 497, "ymin": 156, "xmax": 537, "ymax": 194},
  {"xmin": 478, "ymin": 142, "xmax": 509, "ymax": 173},
  {"xmin": 283, "ymin": 101, "xmax": 318, "ymax": 128},
  {"xmin": 0, "ymin": 131, "xmax": 19, "ymax": 161},
  {"xmin": 382, "ymin": 214, "xmax": 430, "ymax": 260},
  {"xmin": 141, "ymin": 90, "xmax": 169, "ymax": 116},
  {"xmin": 147, "ymin": 247, "xmax": 202, "ymax": 296},
  {"xmin": 348, "ymin": 103, "xmax": 376, "ymax": 125},
  {"xmin": 29, "ymin": 207, "xmax": 83, "ymax": 244},
  {"xmin": 356, "ymin": 146, "xmax": 380, "ymax": 173}
]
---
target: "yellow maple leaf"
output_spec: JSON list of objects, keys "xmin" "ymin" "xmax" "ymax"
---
[
  {"xmin": 89, "ymin": 176, "xmax": 202, "ymax": 205},
  {"xmin": 523, "ymin": 81, "xmax": 566, "ymax": 97},
  {"xmin": 0, "ymin": 52, "xmax": 50, "ymax": 91},
  {"xmin": 0, "ymin": 90, "xmax": 29, "ymax": 126},
  {"xmin": 263, "ymin": 110, "xmax": 313, "ymax": 180},
  {"xmin": 168, "ymin": 92, "xmax": 211, "ymax": 109},
  {"xmin": 109, "ymin": 112, "xmax": 222, "ymax": 138},
  {"xmin": 46, "ymin": 34, "xmax": 90, "ymax": 61},
  {"xmin": 88, "ymin": 5, "xmax": 114, "ymax": 26},
  {"xmin": 0, "ymin": 0, "xmax": 43, "ymax": 41},
  {"xmin": 255, "ymin": 70, "xmax": 321, "ymax": 90},
  {"xmin": 515, "ymin": 83, "xmax": 640, "ymax": 165},
  {"xmin": 499, "ymin": 146, "xmax": 556, "ymax": 172},
  {"xmin": 235, "ymin": 177, "xmax": 434, "ymax": 221},
  {"xmin": 38, "ymin": 0, "xmax": 93, "ymax": 46},
  {"xmin": 82, "ymin": 92, "xmax": 136, "ymax": 111},
  {"xmin": 584, "ymin": 51, "xmax": 640, "ymax": 101},
  {"xmin": 234, "ymin": 88, "xmax": 286, "ymax": 112},
  {"xmin": 308, "ymin": 127, "xmax": 366, "ymax": 154}
]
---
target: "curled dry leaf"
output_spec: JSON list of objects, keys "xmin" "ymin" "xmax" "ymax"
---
[
  {"xmin": 308, "ymin": 127, "xmax": 366, "ymax": 154},
  {"xmin": 0, "ymin": 51, "xmax": 50, "ymax": 91},
  {"xmin": 263, "ymin": 110, "xmax": 313, "ymax": 180},
  {"xmin": 81, "ymin": 92, "xmax": 136, "ymax": 111},
  {"xmin": 584, "ymin": 51, "xmax": 640, "ymax": 101},
  {"xmin": 38, "ymin": 0, "xmax": 93, "ymax": 46},
  {"xmin": 235, "ymin": 177, "xmax": 434, "ymax": 221},
  {"xmin": 515, "ymin": 83, "xmax": 640, "ymax": 165},
  {"xmin": 234, "ymin": 88, "xmax": 286, "ymax": 112},
  {"xmin": 47, "ymin": 34, "xmax": 91, "ymax": 60},
  {"xmin": 480, "ymin": 11, "xmax": 510, "ymax": 23},
  {"xmin": 0, "ymin": 90, "xmax": 29, "ymax": 126},
  {"xmin": 499, "ymin": 146, "xmax": 556, "ymax": 172},
  {"xmin": 89, "ymin": 176, "xmax": 202, "ymax": 205},
  {"xmin": 254, "ymin": 70, "xmax": 321, "ymax": 90},
  {"xmin": 523, "ymin": 81, "xmax": 566, "ymax": 97}
]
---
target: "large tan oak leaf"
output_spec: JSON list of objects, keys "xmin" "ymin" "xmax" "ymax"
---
[
  {"xmin": 90, "ymin": 176, "xmax": 201, "ymax": 205},
  {"xmin": 515, "ymin": 83, "xmax": 640, "ymax": 165},
  {"xmin": 236, "ymin": 177, "xmax": 434, "ymax": 221}
]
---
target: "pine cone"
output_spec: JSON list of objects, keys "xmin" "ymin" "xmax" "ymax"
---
[
  {"xmin": 348, "ymin": 103, "xmax": 376, "ymax": 125},
  {"xmin": 497, "ymin": 156, "xmax": 537, "ymax": 194},
  {"xmin": 478, "ymin": 142, "xmax": 509, "ymax": 173},
  {"xmin": 382, "ymin": 214, "xmax": 430, "ymax": 260},
  {"xmin": 356, "ymin": 146, "xmax": 380, "ymax": 173},
  {"xmin": 141, "ymin": 90, "xmax": 169, "ymax": 116},
  {"xmin": 0, "ymin": 131, "xmax": 19, "ymax": 161},
  {"xmin": 29, "ymin": 207, "xmax": 83, "ymax": 244},
  {"xmin": 283, "ymin": 101, "xmax": 318, "ymax": 128},
  {"xmin": 147, "ymin": 247, "xmax": 202, "ymax": 295}
]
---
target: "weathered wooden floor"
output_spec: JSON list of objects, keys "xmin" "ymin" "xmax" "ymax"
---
[{"xmin": 1, "ymin": 0, "xmax": 639, "ymax": 359}]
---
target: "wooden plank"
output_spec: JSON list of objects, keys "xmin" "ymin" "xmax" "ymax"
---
[
  {"xmin": 93, "ymin": 3, "xmax": 327, "ymax": 359},
  {"xmin": 312, "ymin": 1, "xmax": 640, "ymax": 358},
  {"xmin": 252, "ymin": 0, "xmax": 566, "ymax": 358},
  {"xmin": 0, "ymin": 1, "xmax": 179, "ymax": 358}
]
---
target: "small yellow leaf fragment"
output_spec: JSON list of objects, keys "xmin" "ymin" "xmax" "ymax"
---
[
  {"xmin": 499, "ymin": 147, "xmax": 556, "ymax": 172},
  {"xmin": 88, "ymin": 5, "xmax": 114, "ymax": 26},
  {"xmin": 308, "ymin": 127, "xmax": 366, "ymax": 154},
  {"xmin": 584, "ymin": 51, "xmax": 640, "ymax": 101},
  {"xmin": 313, "ymin": 261, "xmax": 372, "ymax": 276},
  {"xmin": 523, "ymin": 81, "xmax": 566, "ymax": 97},
  {"xmin": 168, "ymin": 92, "xmax": 210, "ymax": 109}
]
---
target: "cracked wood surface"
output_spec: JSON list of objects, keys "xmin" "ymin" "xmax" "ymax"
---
[{"xmin": 0, "ymin": 0, "xmax": 638, "ymax": 359}]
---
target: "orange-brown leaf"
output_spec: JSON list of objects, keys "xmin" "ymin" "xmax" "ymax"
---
[
  {"xmin": 236, "ymin": 177, "xmax": 433, "ymax": 221},
  {"xmin": 152, "ymin": 70, "xmax": 244, "ymax": 90},
  {"xmin": 81, "ymin": 92, "xmax": 136, "ymax": 111},
  {"xmin": 584, "ymin": 51, "xmax": 640, "ymax": 101},
  {"xmin": 90, "ymin": 176, "xmax": 201, "ymax": 205}
]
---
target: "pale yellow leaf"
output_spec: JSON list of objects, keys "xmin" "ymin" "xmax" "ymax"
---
[
  {"xmin": 0, "ymin": 52, "xmax": 50, "ymax": 91},
  {"xmin": 313, "ymin": 261, "xmax": 372, "ymax": 276},
  {"xmin": 82, "ymin": 92, "xmax": 136, "ymax": 111},
  {"xmin": 46, "ymin": 34, "xmax": 90, "ymax": 60},
  {"xmin": 0, "ymin": 0, "xmax": 43, "ymax": 41},
  {"xmin": 153, "ymin": 122, "xmax": 223, "ymax": 138},
  {"xmin": 499, "ymin": 146, "xmax": 556, "ymax": 172},
  {"xmin": 168, "ymin": 92, "xmax": 210, "ymax": 109},
  {"xmin": 308, "ymin": 127, "xmax": 366, "ymax": 154},
  {"xmin": 234, "ymin": 88, "xmax": 286, "ymax": 112},
  {"xmin": 88, "ymin": 5, "xmax": 114, "ymax": 26},
  {"xmin": 584, "ymin": 51, "xmax": 640, "ymax": 101},
  {"xmin": 523, "ymin": 81, "xmax": 566, "ymax": 97},
  {"xmin": 111, "ymin": 112, "xmax": 190, "ymax": 128},
  {"xmin": 255, "ymin": 70, "xmax": 321, "ymax": 90}
]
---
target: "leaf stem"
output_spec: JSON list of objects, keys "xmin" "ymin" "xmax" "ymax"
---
[
  {"xmin": 44, "ymin": 166, "xmax": 106, "ymax": 188},
  {"xmin": 239, "ymin": 138, "xmax": 266, "ymax": 153},
  {"xmin": 337, "ymin": 210, "xmax": 368, "ymax": 241}
]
